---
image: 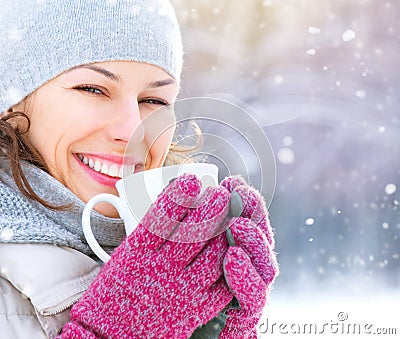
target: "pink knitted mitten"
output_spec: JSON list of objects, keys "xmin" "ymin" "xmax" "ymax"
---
[
  {"xmin": 58, "ymin": 174, "xmax": 233, "ymax": 339},
  {"xmin": 219, "ymin": 176, "xmax": 279, "ymax": 339}
]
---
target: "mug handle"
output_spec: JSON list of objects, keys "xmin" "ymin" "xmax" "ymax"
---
[{"xmin": 82, "ymin": 193, "xmax": 124, "ymax": 262}]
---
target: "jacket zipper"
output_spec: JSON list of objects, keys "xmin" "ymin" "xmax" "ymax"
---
[{"xmin": 40, "ymin": 293, "xmax": 82, "ymax": 316}]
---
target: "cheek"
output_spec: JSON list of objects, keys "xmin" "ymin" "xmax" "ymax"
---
[
  {"xmin": 28, "ymin": 109, "xmax": 66, "ymax": 158},
  {"xmin": 141, "ymin": 109, "xmax": 176, "ymax": 168},
  {"xmin": 27, "ymin": 97, "xmax": 103, "ymax": 163},
  {"xmin": 144, "ymin": 124, "xmax": 175, "ymax": 168}
]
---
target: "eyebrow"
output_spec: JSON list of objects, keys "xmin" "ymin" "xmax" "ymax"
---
[
  {"xmin": 67, "ymin": 65, "xmax": 176, "ymax": 88},
  {"xmin": 146, "ymin": 78, "xmax": 176, "ymax": 88},
  {"xmin": 69, "ymin": 65, "xmax": 121, "ymax": 82}
]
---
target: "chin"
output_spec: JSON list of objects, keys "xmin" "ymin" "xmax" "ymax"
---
[
  {"xmin": 93, "ymin": 202, "xmax": 121, "ymax": 219},
  {"xmin": 67, "ymin": 183, "xmax": 120, "ymax": 218}
]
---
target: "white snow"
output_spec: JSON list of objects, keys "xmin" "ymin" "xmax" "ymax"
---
[
  {"xmin": 305, "ymin": 218, "xmax": 315, "ymax": 226},
  {"xmin": 0, "ymin": 228, "xmax": 14, "ymax": 241},
  {"xmin": 277, "ymin": 148, "xmax": 295, "ymax": 165},
  {"xmin": 274, "ymin": 74, "xmax": 284, "ymax": 84},
  {"xmin": 355, "ymin": 90, "xmax": 366, "ymax": 99},
  {"xmin": 384, "ymin": 183, "xmax": 396, "ymax": 195},
  {"xmin": 306, "ymin": 48, "xmax": 316, "ymax": 55},
  {"xmin": 282, "ymin": 136, "xmax": 293, "ymax": 146},
  {"xmin": 342, "ymin": 29, "xmax": 356, "ymax": 42},
  {"xmin": 5, "ymin": 86, "xmax": 22, "ymax": 105},
  {"xmin": 308, "ymin": 26, "xmax": 321, "ymax": 35}
]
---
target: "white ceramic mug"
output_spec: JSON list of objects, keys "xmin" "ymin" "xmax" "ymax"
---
[{"xmin": 82, "ymin": 163, "xmax": 219, "ymax": 262}]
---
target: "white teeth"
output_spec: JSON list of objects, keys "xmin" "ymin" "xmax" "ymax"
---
[
  {"xmin": 94, "ymin": 160, "xmax": 102, "ymax": 172},
  {"xmin": 78, "ymin": 154, "xmax": 134, "ymax": 179},
  {"xmin": 109, "ymin": 164, "xmax": 119, "ymax": 177},
  {"xmin": 100, "ymin": 163, "xmax": 109, "ymax": 174}
]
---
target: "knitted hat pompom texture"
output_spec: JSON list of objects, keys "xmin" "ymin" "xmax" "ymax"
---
[{"xmin": 0, "ymin": 0, "xmax": 183, "ymax": 114}]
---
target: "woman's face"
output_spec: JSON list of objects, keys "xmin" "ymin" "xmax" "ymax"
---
[{"xmin": 18, "ymin": 61, "xmax": 178, "ymax": 217}]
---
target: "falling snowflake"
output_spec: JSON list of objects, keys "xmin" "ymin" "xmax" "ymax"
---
[
  {"xmin": 274, "ymin": 74, "xmax": 284, "ymax": 84},
  {"xmin": 306, "ymin": 48, "xmax": 316, "ymax": 55},
  {"xmin": 0, "ymin": 228, "xmax": 14, "ymax": 241},
  {"xmin": 384, "ymin": 183, "xmax": 396, "ymax": 195},
  {"xmin": 262, "ymin": 0, "xmax": 273, "ymax": 6},
  {"xmin": 277, "ymin": 147, "xmax": 295, "ymax": 165},
  {"xmin": 5, "ymin": 87, "xmax": 22, "ymax": 106},
  {"xmin": 328, "ymin": 256, "xmax": 338, "ymax": 265},
  {"xmin": 305, "ymin": 218, "xmax": 315, "ymax": 226},
  {"xmin": 342, "ymin": 29, "xmax": 356, "ymax": 42},
  {"xmin": 308, "ymin": 26, "xmax": 321, "ymax": 34},
  {"xmin": 282, "ymin": 136, "xmax": 293, "ymax": 146},
  {"xmin": 378, "ymin": 260, "xmax": 388, "ymax": 268},
  {"xmin": 355, "ymin": 90, "xmax": 366, "ymax": 99}
]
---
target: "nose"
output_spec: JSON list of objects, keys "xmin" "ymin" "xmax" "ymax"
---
[{"xmin": 106, "ymin": 100, "xmax": 144, "ymax": 145}]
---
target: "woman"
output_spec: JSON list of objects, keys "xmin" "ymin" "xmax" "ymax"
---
[{"xmin": 0, "ymin": 0, "xmax": 278, "ymax": 338}]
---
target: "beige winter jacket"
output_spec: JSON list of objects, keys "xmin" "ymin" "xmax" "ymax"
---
[{"xmin": 0, "ymin": 243, "xmax": 100, "ymax": 339}]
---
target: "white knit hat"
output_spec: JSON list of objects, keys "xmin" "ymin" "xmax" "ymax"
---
[{"xmin": 0, "ymin": 0, "xmax": 183, "ymax": 113}]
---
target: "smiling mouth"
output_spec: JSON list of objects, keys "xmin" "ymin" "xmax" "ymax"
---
[{"xmin": 76, "ymin": 153, "xmax": 143, "ymax": 179}]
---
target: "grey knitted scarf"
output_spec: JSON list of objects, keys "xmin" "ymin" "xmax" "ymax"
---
[{"xmin": 0, "ymin": 160, "xmax": 125, "ymax": 255}]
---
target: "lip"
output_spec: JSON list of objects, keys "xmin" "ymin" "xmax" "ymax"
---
[{"xmin": 73, "ymin": 152, "xmax": 144, "ymax": 188}]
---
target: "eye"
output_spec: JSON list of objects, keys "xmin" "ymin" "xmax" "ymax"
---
[
  {"xmin": 73, "ymin": 84, "xmax": 105, "ymax": 95},
  {"xmin": 140, "ymin": 98, "xmax": 168, "ymax": 106}
]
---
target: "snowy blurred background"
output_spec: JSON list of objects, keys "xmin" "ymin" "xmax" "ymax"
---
[{"xmin": 172, "ymin": 0, "xmax": 400, "ymax": 336}]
